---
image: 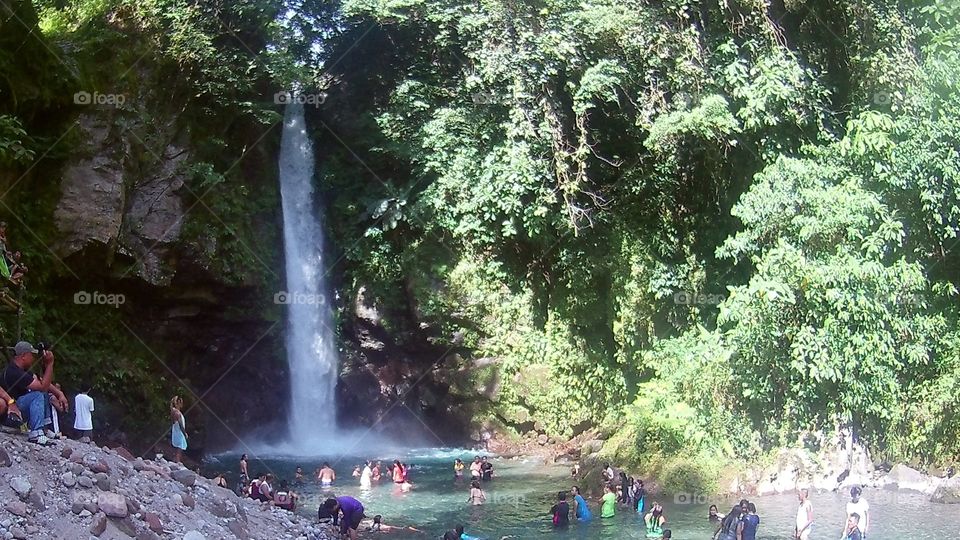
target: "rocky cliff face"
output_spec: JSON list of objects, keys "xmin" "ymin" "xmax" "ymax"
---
[
  {"xmin": 334, "ymin": 285, "xmax": 483, "ymax": 446},
  {"xmin": 0, "ymin": 27, "xmax": 290, "ymax": 449}
]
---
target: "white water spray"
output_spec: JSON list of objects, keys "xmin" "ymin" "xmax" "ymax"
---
[{"xmin": 278, "ymin": 101, "xmax": 338, "ymax": 448}]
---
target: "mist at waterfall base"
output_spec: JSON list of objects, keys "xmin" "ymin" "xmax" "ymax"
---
[{"xmin": 266, "ymin": 101, "xmax": 397, "ymax": 455}]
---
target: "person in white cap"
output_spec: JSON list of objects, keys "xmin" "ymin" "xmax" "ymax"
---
[{"xmin": 0, "ymin": 341, "xmax": 67, "ymax": 446}]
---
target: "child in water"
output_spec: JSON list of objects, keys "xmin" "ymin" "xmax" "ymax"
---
[
  {"xmin": 454, "ymin": 458, "xmax": 465, "ymax": 479},
  {"xmin": 550, "ymin": 491, "xmax": 570, "ymax": 527}
]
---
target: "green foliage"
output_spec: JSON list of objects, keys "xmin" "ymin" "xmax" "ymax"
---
[
  {"xmin": 315, "ymin": 0, "xmax": 960, "ymax": 472},
  {"xmin": 0, "ymin": 115, "xmax": 35, "ymax": 165}
]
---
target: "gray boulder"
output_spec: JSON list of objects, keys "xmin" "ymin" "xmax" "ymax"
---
[
  {"xmin": 97, "ymin": 492, "xmax": 128, "ymax": 518},
  {"xmin": 930, "ymin": 476, "xmax": 960, "ymax": 504}
]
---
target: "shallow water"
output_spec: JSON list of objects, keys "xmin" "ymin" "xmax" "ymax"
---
[{"xmin": 206, "ymin": 450, "xmax": 960, "ymax": 539}]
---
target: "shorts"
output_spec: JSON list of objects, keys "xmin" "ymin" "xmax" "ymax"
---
[{"xmin": 340, "ymin": 512, "xmax": 364, "ymax": 534}]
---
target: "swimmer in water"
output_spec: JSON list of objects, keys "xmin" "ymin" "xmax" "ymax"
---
[
  {"xmin": 550, "ymin": 491, "xmax": 570, "ymax": 528},
  {"xmin": 644, "ymin": 501, "xmax": 666, "ymax": 531},
  {"xmin": 318, "ymin": 462, "xmax": 336, "ymax": 487},
  {"xmin": 366, "ymin": 515, "xmax": 423, "ymax": 533},
  {"xmin": 454, "ymin": 458, "xmax": 465, "ymax": 479},
  {"xmin": 467, "ymin": 480, "xmax": 486, "ymax": 505},
  {"xmin": 294, "ymin": 466, "xmax": 304, "ymax": 487}
]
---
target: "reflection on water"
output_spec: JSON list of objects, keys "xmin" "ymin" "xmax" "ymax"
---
[{"xmin": 205, "ymin": 450, "xmax": 960, "ymax": 539}]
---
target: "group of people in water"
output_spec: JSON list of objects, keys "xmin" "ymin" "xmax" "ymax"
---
[
  {"xmin": 227, "ymin": 453, "xmax": 873, "ymax": 540},
  {"xmin": 555, "ymin": 462, "xmax": 869, "ymax": 540}
]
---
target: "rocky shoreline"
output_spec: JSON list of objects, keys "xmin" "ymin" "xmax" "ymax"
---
[{"xmin": 0, "ymin": 433, "xmax": 332, "ymax": 540}]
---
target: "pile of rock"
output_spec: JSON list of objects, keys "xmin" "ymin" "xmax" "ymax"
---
[{"xmin": 0, "ymin": 432, "xmax": 332, "ymax": 539}]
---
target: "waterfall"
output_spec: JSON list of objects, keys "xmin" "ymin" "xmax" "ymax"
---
[{"xmin": 278, "ymin": 101, "xmax": 338, "ymax": 447}]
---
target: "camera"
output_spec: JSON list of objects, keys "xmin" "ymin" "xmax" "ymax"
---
[{"xmin": 36, "ymin": 342, "xmax": 48, "ymax": 357}]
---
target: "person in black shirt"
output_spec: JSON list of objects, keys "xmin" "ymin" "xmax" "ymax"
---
[
  {"xmin": 0, "ymin": 341, "xmax": 66, "ymax": 446},
  {"xmin": 480, "ymin": 456, "xmax": 494, "ymax": 480},
  {"xmin": 550, "ymin": 491, "xmax": 570, "ymax": 527}
]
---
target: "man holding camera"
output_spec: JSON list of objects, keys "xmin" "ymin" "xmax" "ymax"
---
[{"xmin": 0, "ymin": 341, "xmax": 67, "ymax": 446}]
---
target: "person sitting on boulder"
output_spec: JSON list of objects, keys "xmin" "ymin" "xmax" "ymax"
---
[
  {"xmin": 259, "ymin": 473, "xmax": 275, "ymax": 503},
  {"xmin": 213, "ymin": 473, "xmax": 228, "ymax": 489},
  {"xmin": 274, "ymin": 480, "xmax": 298, "ymax": 511},
  {"xmin": 0, "ymin": 341, "xmax": 66, "ymax": 446},
  {"xmin": 249, "ymin": 473, "xmax": 264, "ymax": 500}
]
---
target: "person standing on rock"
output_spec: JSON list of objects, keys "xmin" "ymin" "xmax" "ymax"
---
[
  {"xmin": 1, "ymin": 341, "xmax": 65, "ymax": 446},
  {"xmin": 239, "ymin": 453, "xmax": 250, "ymax": 485},
  {"xmin": 795, "ymin": 488, "xmax": 813, "ymax": 540},
  {"xmin": 841, "ymin": 486, "xmax": 869, "ymax": 539},
  {"xmin": 73, "ymin": 382, "xmax": 94, "ymax": 439},
  {"xmin": 169, "ymin": 395, "xmax": 188, "ymax": 462}
]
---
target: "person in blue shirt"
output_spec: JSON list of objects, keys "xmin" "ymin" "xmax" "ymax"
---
[
  {"xmin": 740, "ymin": 502, "xmax": 760, "ymax": 540},
  {"xmin": 570, "ymin": 485, "xmax": 592, "ymax": 521}
]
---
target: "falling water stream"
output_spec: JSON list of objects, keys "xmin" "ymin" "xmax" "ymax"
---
[{"xmin": 278, "ymin": 100, "xmax": 338, "ymax": 450}]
